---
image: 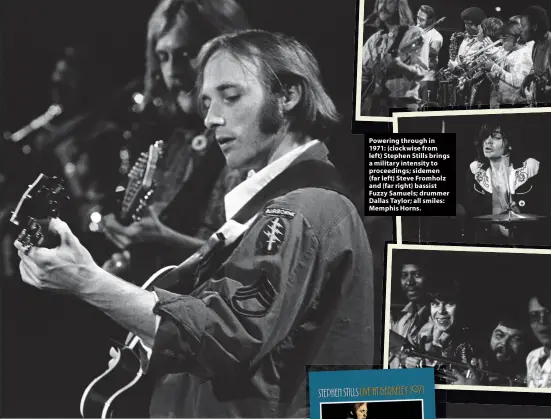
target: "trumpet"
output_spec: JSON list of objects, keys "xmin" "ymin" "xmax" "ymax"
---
[
  {"xmin": 399, "ymin": 344, "xmax": 527, "ymax": 386},
  {"xmin": 389, "ymin": 330, "xmax": 526, "ymax": 387},
  {"xmin": 462, "ymin": 39, "xmax": 502, "ymax": 66}
]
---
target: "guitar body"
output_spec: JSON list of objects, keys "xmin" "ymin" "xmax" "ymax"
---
[
  {"xmin": 361, "ymin": 64, "xmax": 392, "ymax": 117},
  {"xmin": 532, "ymin": 73, "xmax": 551, "ymax": 106},
  {"xmin": 80, "ymin": 347, "xmax": 152, "ymax": 418}
]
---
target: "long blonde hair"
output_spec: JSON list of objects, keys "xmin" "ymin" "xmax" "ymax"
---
[
  {"xmin": 364, "ymin": 0, "xmax": 415, "ymax": 30},
  {"xmin": 142, "ymin": 0, "xmax": 249, "ymax": 118}
]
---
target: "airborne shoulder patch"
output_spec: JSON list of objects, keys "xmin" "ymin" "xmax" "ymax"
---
[
  {"xmin": 263, "ymin": 207, "xmax": 296, "ymax": 219},
  {"xmin": 255, "ymin": 216, "xmax": 287, "ymax": 255}
]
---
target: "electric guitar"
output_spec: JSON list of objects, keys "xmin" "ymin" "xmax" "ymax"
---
[
  {"xmin": 80, "ymin": 232, "xmax": 226, "ymax": 418},
  {"xmin": 361, "ymin": 18, "xmax": 445, "ymax": 116},
  {"xmin": 117, "ymin": 140, "xmax": 164, "ymax": 226},
  {"xmin": 362, "ymin": 37, "xmax": 426, "ymax": 116},
  {"xmin": 530, "ymin": 71, "xmax": 551, "ymax": 106},
  {"xmin": 9, "ymin": 173, "xmax": 69, "ymax": 249}
]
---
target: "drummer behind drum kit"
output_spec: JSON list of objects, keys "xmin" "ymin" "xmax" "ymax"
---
[{"xmin": 411, "ymin": 210, "xmax": 547, "ymax": 245}]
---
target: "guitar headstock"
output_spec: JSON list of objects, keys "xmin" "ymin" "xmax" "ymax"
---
[
  {"xmin": 10, "ymin": 174, "xmax": 69, "ymax": 248},
  {"xmin": 119, "ymin": 140, "xmax": 164, "ymax": 225}
]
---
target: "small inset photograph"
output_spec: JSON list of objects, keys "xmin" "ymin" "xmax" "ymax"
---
[
  {"xmin": 321, "ymin": 400, "xmax": 423, "ymax": 419},
  {"xmin": 308, "ymin": 367, "xmax": 437, "ymax": 419},
  {"xmin": 394, "ymin": 109, "xmax": 551, "ymax": 247},
  {"xmin": 355, "ymin": 1, "xmax": 551, "ymax": 121},
  {"xmin": 385, "ymin": 244, "xmax": 551, "ymax": 394}
]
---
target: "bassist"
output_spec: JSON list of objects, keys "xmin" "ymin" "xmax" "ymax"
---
[
  {"xmin": 361, "ymin": 0, "xmax": 429, "ymax": 116},
  {"xmin": 520, "ymin": 6, "xmax": 551, "ymax": 105}
]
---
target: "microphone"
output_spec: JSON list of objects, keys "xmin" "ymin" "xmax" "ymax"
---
[{"xmin": 4, "ymin": 104, "xmax": 63, "ymax": 144}]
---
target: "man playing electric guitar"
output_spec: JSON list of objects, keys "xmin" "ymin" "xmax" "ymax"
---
[
  {"xmin": 520, "ymin": 6, "xmax": 551, "ymax": 105},
  {"xmin": 361, "ymin": 0, "xmax": 429, "ymax": 116},
  {"xmin": 15, "ymin": 30, "xmax": 374, "ymax": 418}
]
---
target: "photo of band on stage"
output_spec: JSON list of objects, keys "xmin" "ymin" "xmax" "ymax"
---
[
  {"xmin": 360, "ymin": 0, "xmax": 551, "ymax": 117},
  {"xmin": 396, "ymin": 111, "xmax": 551, "ymax": 248},
  {"xmin": 387, "ymin": 247, "xmax": 551, "ymax": 391}
]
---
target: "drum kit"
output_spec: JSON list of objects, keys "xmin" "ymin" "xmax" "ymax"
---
[{"xmin": 411, "ymin": 210, "xmax": 547, "ymax": 245}]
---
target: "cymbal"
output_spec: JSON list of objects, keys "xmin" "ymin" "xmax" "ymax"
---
[{"xmin": 474, "ymin": 212, "xmax": 546, "ymax": 223}]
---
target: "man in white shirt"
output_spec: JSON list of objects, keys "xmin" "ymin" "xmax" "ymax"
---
[
  {"xmin": 526, "ymin": 288, "xmax": 551, "ymax": 388},
  {"xmin": 416, "ymin": 5, "xmax": 443, "ymax": 105},
  {"xmin": 14, "ymin": 30, "xmax": 374, "ymax": 418}
]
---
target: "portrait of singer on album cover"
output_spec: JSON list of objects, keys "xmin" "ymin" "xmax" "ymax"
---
[
  {"xmin": 356, "ymin": 1, "xmax": 551, "ymax": 121},
  {"xmin": 385, "ymin": 245, "xmax": 551, "ymax": 393},
  {"xmin": 320, "ymin": 399, "xmax": 423, "ymax": 419},
  {"xmin": 394, "ymin": 110, "xmax": 551, "ymax": 247}
]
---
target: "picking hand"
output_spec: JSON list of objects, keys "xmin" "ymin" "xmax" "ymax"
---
[
  {"xmin": 15, "ymin": 218, "xmax": 100, "ymax": 295},
  {"xmin": 101, "ymin": 207, "xmax": 168, "ymax": 250}
]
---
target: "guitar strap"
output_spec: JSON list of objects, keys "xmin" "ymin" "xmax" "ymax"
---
[{"xmin": 151, "ymin": 158, "xmax": 355, "ymax": 296}]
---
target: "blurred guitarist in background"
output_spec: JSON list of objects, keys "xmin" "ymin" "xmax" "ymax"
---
[
  {"xmin": 361, "ymin": 0, "xmax": 429, "ymax": 116},
  {"xmin": 520, "ymin": 6, "xmax": 551, "ymax": 104},
  {"xmin": 1, "ymin": 46, "xmax": 124, "ymax": 278},
  {"xmin": 101, "ymin": 0, "xmax": 249, "ymax": 283},
  {"xmin": 416, "ymin": 5, "xmax": 443, "ymax": 105}
]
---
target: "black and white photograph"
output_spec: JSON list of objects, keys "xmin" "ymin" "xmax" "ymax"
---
[
  {"xmin": 394, "ymin": 109, "xmax": 551, "ymax": 248},
  {"xmin": 355, "ymin": 0, "xmax": 551, "ymax": 122},
  {"xmin": 0, "ymin": 1, "xmax": 390, "ymax": 418},
  {"xmin": 384, "ymin": 244, "xmax": 551, "ymax": 393},
  {"xmin": 320, "ymin": 400, "xmax": 424, "ymax": 419}
]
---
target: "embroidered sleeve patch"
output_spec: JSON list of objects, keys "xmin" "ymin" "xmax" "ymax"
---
[
  {"xmin": 255, "ymin": 217, "xmax": 286, "ymax": 255},
  {"xmin": 231, "ymin": 273, "xmax": 276, "ymax": 317},
  {"xmin": 263, "ymin": 207, "xmax": 296, "ymax": 219}
]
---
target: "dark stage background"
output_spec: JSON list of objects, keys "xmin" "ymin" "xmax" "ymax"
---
[{"xmin": 0, "ymin": 0, "xmax": 379, "ymax": 418}]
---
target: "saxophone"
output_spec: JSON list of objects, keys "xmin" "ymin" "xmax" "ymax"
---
[
  {"xmin": 449, "ymin": 31, "xmax": 466, "ymax": 61},
  {"xmin": 437, "ymin": 32, "xmax": 466, "ymax": 83}
]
